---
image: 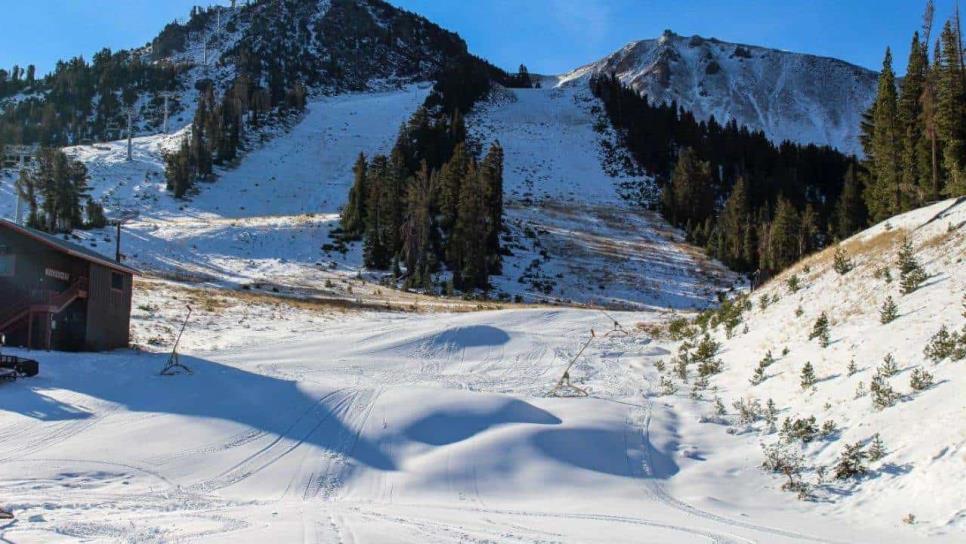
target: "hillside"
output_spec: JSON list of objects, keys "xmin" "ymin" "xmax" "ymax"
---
[
  {"xmin": 647, "ymin": 197, "xmax": 965, "ymax": 536},
  {"xmin": 562, "ymin": 30, "xmax": 878, "ymax": 155},
  {"xmin": 0, "ymin": 201, "xmax": 961, "ymax": 542},
  {"xmin": 0, "ymin": 77, "xmax": 735, "ymax": 309}
]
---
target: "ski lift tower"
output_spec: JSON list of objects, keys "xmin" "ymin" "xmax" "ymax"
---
[{"xmin": 159, "ymin": 92, "xmax": 177, "ymax": 134}]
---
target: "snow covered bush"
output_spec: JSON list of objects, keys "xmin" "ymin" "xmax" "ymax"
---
[
  {"xmin": 787, "ymin": 274, "xmax": 801, "ymax": 293},
  {"xmin": 870, "ymin": 372, "xmax": 899, "ymax": 410},
  {"xmin": 867, "ymin": 433, "xmax": 886, "ymax": 462},
  {"xmin": 909, "ymin": 367, "xmax": 934, "ymax": 391},
  {"xmin": 834, "ymin": 442, "xmax": 868, "ymax": 480},
  {"xmin": 878, "ymin": 353, "xmax": 899, "ymax": 377},
  {"xmin": 923, "ymin": 324, "xmax": 965, "ymax": 363},
  {"xmin": 781, "ymin": 416, "xmax": 819, "ymax": 444}
]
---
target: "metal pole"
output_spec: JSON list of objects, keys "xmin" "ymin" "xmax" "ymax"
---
[{"xmin": 115, "ymin": 222, "xmax": 122, "ymax": 263}]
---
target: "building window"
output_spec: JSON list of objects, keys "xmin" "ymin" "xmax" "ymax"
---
[{"xmin": 111, "ymin": 272, "xmax": 124, "ymax": 291}]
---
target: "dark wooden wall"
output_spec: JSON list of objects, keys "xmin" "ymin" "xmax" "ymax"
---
[{"xmin": 85, "ymin": 263, "xmax": 133, "ymax": 351}]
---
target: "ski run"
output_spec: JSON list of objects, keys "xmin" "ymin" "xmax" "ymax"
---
[{"xmin": 1, "ymin": 79, "xmax": 964, "ymax": 543}]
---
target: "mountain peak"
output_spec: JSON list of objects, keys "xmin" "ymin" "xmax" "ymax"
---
[{"xmin": 563, "ymin": 34, "xmax": 877, "ymax": 155}]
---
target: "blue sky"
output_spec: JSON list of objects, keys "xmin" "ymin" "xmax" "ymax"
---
[{"xmin": 0, "ymin": 1, "xmax": 959, "ymax": 78}]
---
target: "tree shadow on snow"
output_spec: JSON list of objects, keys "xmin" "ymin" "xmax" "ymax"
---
[{"xmin": 1, "ymin": 350, "xmax": 395, "ymax": 471}]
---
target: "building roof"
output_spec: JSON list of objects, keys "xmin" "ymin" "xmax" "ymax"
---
[{"xmin": 0, "ymin": 219, "xmax": 139, "ymax": 275}]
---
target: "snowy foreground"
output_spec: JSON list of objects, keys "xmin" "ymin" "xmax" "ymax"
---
[
  {"xmin": 0, "ymin": 303, "xmax": 933, "ymax": 543},
  {"xmin": 1, "ymin": 199, "xmax": 963, "ymax": 543}
]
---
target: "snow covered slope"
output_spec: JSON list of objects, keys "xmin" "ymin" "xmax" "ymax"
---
[
  {"xmin": 471, "ymin": 84, "xmax": 736, "ymax": 308},
  {"xmin": 561, "ymin": 30, "xmax": 877, "ymax": 155},
  {"xmin": 1, "ymin": 290, "xmax": 945, "ymax": 543},
  {"xmin": 648, "ymin": 198, "xmax": 966, "ymax": 537},
  {"xmin": 1, "ymin": 80, "xmax": 734, "ymax": 309}
]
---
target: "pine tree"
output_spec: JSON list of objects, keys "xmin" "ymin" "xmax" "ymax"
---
[
  {"xmin": 867, "ymin": 433, "xmax": 886, "ymax": 461},
  {"xmin": 834, "ymin": 163, "xmax": 867, "ymax": 239},
  {"xmin": 479, "ymin": 142, "xmax": 504, "ymax": 276},
  {"xmin": 401, "ymin": 161, "xmax": 436, "ymax": 289},
  {"xmin": 800, "ymin": 361, "xmax": 817, "ymax": 390},
  {"xmin": 937, "ymin": 20, "xmax": 966, "ymax": 196},
  {"xmin": 898, "ymin": 32, "xmax": 930, "ymax": 208},
  {"xmin": 809, "ymin": 312, "xmax": 831, "ymax": 347},
  {"xmin": 865, "ymin": 48, "xmax": 903, "ymax": 221},
  {"xmin": 880, "ymin": 296, "xmax": 899, "ymax": 324},
  {"xmin": 833, "ymin": 247, "xmax": 854, "ymax": 275},
  {"xmin": 341, "ymin": 153, "xmax": 368, "ymax": 239},
  {"xmin": 85, "ymin": 198, "xmax": 107, "ymax": 229},
  {"xmin": 665, "ymin": 148, "xmax": 715, "ymax": 227},
  {"xmin": 765, "ymin": 198, "xmax": 801, "ymax": 272},
  {"xmin": 834, "ymin": 442, "xmax": 868, "ymax": 480},
  {"xmin": 896, "ymin": 237, "xmax": 927, "ymax": 294}
]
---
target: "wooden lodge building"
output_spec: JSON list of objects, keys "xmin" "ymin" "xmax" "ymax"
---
[{"xmin": 0, "ymin": 219, "xmax": 137, "ymax": 351}]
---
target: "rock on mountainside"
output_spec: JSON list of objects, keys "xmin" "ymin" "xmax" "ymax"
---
[{"xmin": 561, "ymin": 30, "xmax": 878, "ymax": 156}]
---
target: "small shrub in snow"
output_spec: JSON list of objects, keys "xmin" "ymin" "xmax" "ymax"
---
[
  {"xmin": 878, "ymin": 353, "xmax": 899, "ymax": 377},
  {"xmin": 874, "ymin": 266, "xmax": 893, "ymax": 283},
  {"xmin": 659, "ymin": 375, "xmax": 678, "ymax": 396},
  {"xmin": 820, "ymin": 420, "xmax": 838, "ymax": 439},
  {"xmin": 870, "ymin": 372, "xmax": 900, "ymax": 410},
  {"xmin": 867, "ymin": 433, "xmax": 886, "ymax": 461},
  {"xmin": 764, "ymin": 399, "xmax": 779, "ymax": 430},
  {"xmin": 795, "ymin": 305, "xmax": 804, "ymax": 317},
  {"xmin": 654, "ymin": 359, "xmax": 666, "ymax": 373},
  {"xmin": 674, "ymin": 355, "xmax": 689, "ymax": 383},
  {"xmin": 771, "ymin": 293, "xmax": 781, "ymax": 305},
  {"xmin": 667, "ymin": 317, "xmax": 694, "ymax": 340},
  {"xmin": 714, "ymin": 396, "xmax": 727, "ymax": 416},
  {"xmin": 782, "ymin": 346, "xmax": 790, "ymax": 356},
  {"xmin": 787, "ymin": 274, "xmax": 801, "ymax": 293},
  {"xmin": 909, "ymin": 368, "xmax": 934, "ymax": 391},
  {"xmin": 897, "ymin": 237, "xmax": 927, "ymax": 295},
  {"xmin": 834, "ymin": 442, "xmax": 868, "ymax": 480},
  {"xmin": 733, "ymin": 397, "xmax": 763, "ymax": 425},
  {"xmin": 903, "ymin": 513, "xmax": 917, "ymax": 525},
  {"xmin": 879, "ymin": 296, "xmax": 899, "ymax": 324},
  {"xmin": 833, "ymin": 247, "xmax": 854, "ymax": 275},
  {"xmin": 759, "ymin": 294, "xmax": 770, "ymax": 310},
  {"xmin": 690, "ymin": 376, "xmax": 709, "ymax": 399},
  {"xmin": 761, "ymin": 441, "xmax": 807, "ymax": 494},
  {"xmin": 693, "ymin": 335, "xmax": 723, "ymax": 377},
  {"xmin": 781, "ymin": 416, "xmax": 819, "ymax": 444},
  {"xmin": 847, "ymin": 359, "xmax": 858, "ymax": 376},
  {"xmin": 694, "ymin": 334, "xmax": 720, "ymax": 361},
  {"xmin": 809, "ymin": 313, "xmax": 830, "ymax": 347},
  {"xmin": 924, "ymin": 325, "xmax": 965, "ymax": 363},
  {"xmin": 854, "ymin": 381, "xmax": 866, "ymax": 399},
  {"xmin": 697, "ymin": 357, "xmax": 723, "ymax": 377},
  {"xmin": 800, "ymin": 362, "xmax": 817, "ymax": 390},
  {"xmin": 750, "ymin": 364, "xmax": 766, "ymax": 386},
  {"xmin": 761, "ymin": 350, "xmax": 776, "ymax": 367}
]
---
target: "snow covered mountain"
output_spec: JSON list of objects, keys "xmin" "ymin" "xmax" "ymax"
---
[{"xmin": 561, "ymin": 30, "xmax": 878, "ymax": 156}]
